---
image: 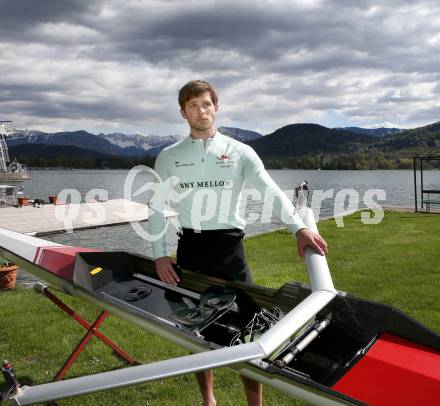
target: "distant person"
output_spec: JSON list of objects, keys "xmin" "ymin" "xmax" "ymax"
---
[{"xmin": 148, "ymin": 80, "xmax": 328, "ymax": 406}]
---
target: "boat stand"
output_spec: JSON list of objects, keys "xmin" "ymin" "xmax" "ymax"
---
[{"xmin": 34, "ymin": 283, "xmax": 140, "ymax": 383}]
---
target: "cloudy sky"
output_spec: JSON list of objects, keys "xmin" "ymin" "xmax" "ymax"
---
[{"xmin": 1, "ymin": 0, "xmax": 439, "ymax": 136}]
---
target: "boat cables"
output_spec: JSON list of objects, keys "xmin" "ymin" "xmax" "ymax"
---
[{"xmin": 230, "ymin": 307, "xmax": 284, "ymax": 346}]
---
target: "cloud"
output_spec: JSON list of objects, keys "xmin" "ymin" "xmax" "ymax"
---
[{"xmin": 0, "ymin": 0, "xmax": 439, "ymax": 134}]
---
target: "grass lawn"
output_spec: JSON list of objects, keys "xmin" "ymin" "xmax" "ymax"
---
[{"xmin": 1, "ymin": 210, "xmax": 439, "ymax": 405}]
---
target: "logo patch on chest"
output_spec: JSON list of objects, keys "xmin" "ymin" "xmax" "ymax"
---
[{"xmin": 216, "ymin": 153, "xmax": 235, "ymax": 167}]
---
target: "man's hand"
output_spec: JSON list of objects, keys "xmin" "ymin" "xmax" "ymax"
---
[
  {"xmin": 154, "ymin": 256, "xmax": 180, "ymax": 285},
  {"xmin": 296, "ymin": 228, "xmax": 328, "ymax": 257}
]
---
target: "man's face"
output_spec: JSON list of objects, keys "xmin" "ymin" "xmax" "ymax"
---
[{"xmin": 180, "ymin": 92, "xmax": 218, "ymax": 132}]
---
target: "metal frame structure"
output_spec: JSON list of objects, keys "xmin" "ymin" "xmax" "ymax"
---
[
  {"xmin": 33, "ymin": 283, "xmax": 139, "ymax": 382},
  {"xmin": 0, "ymin": 121, "xmax": 30, "ymax": 181},
  {"xmin": 413, "ymin": 145, "xmax": 440, "ymax": 212},
  {"xmin": 0, "ymin": 121, "xmax": 12, "ymax": 172}
]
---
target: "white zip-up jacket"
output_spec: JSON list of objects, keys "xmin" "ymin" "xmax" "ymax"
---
[{"xmin": 148, "ymin": 131, "xmax": 307, "ymax": 259}]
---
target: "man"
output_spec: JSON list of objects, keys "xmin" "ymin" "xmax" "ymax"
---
[{"xmin": 148, "ymin": 80, "xmax": 327, "ymax": 406}]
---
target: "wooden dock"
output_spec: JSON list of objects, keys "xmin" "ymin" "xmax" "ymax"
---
[{"xmin": 0, "ymin": 199, "xmax": 176, "ymax": 235}]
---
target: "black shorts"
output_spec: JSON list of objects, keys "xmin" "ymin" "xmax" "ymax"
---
[{"xmin": 176, "ymin": 228, "xmax": 252, "ymax": 283}]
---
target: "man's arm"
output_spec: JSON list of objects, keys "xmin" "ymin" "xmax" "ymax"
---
[
  {"xmin": 147, "ymin": 152, "xmax": 180, "ymax": 285},
  {"xmin": 242, "ymin": 146, "xmax": 328, "ymax": 256}
]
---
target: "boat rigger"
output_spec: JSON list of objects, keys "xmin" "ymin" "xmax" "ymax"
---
[{"xmin": 0, "ymin": 208, "xmax": 439, "ymax": 406}]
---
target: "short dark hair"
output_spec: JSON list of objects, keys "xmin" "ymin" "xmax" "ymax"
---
[{"xmin": 178, "ymin": 80, "xmax": 218, "ymax": 109}]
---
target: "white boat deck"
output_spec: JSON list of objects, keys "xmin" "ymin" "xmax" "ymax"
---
[{"xmin": 0, "ymin": 198, "xmax": 176, "ymax": 235}]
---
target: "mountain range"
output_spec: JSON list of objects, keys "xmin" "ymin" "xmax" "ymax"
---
[
  {"xmin": 7, "ymin": 126, "xmax": 265, "ymax": 156},
  {"xmin": 7, "ymin": 130, "xmax": 183, "ymax": 157},
  {"xmin": 247, "ymin": 124, "xmax": 369, "ymax": 158},
  {"xmin": 6, "ymin": 121, "xmax": 440, "ymax": 167}
]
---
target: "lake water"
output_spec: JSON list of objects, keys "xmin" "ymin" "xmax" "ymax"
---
[{"xmin": 9, "ymin": 168, "xmax": 439, "ymax": 282}]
